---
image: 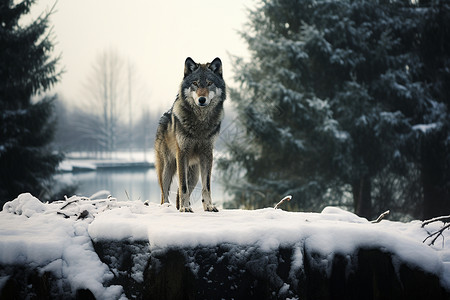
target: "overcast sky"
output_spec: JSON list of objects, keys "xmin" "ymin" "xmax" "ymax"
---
[{"xmin": 29, "ymin": 0, "xmax": 253, "ymax": 115}]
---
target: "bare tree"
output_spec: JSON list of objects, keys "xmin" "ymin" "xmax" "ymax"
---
[
  {"xmin": 82, "ymin": 49, "xmax": 126, "ymax": 154},
  {"xmin": 127, "ymin": 60, "xmax": 135, "ymax": 157}
]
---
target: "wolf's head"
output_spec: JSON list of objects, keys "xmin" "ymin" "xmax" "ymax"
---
[{"xmin": 181, "ymin": 57, "xmax": 226, "ymax": 108}]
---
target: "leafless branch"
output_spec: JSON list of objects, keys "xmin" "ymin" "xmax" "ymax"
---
[
  {"xmin": 60, "ymin": 198, "xmax": 79, "ymax": 210},
  {"xmin": 274, "ymin": 195, "xmax": 292, "ymax": 209},
  {"xmin": 421, "ymin": 215, "xmax": 450, "ymax": 228},
  {"xmin": 423, "ymin": 223, "xmax": 450, "ymax": 246},
  {"xmin": 371, "ymin": 210, "xmax": 390, "ymax": 223},
  {"xmin": 422, "ymin": 215, "xmax": 450, "ymax": 246},
  {"xmin": 57, "ymin": 211, "xmax": 70, "ymax": 218}
]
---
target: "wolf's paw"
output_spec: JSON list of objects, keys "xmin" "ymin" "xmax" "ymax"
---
[
  {"xmin": 204, "ymin": 204, "xmax": 219, "ymax": 212},
  {"xmin": 179, "ymin": 207, "xmax": 194, "ymax": 213}
]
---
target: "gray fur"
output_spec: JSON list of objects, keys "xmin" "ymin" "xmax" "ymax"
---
[{"xmin": 155, "ymin": 57, "xmax": 226, "ymax": 212}]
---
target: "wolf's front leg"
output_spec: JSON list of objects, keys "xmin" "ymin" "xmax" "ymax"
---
[
  {"xmin": 177, "ymin": 150, "xmax": 193, "ymax": 212},
  {"xmin": 200, "ymin": 151, "xmax": 218, "ymax": 212}
]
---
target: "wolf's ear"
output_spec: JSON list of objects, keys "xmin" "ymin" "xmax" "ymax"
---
[
  {"xmin": 209, "ymin": 57, "xmax": 222, "ymax": 77},
  {"xmin": 184, "ymin": 57, "xmax": 198, "ymax": 77}
]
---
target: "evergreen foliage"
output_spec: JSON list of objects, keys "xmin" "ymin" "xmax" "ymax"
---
[
  {"xmin": 0, "ymin": 0, "xmax": 62, "ymax": 205},
  {"xmin": 219, "ymin": 0, "xmax": 450, "ymax": 219}
]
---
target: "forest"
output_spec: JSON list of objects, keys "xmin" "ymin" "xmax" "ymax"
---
[{"xmin": 217, "ymin": 0, "xmax": 450, "ymax": 220}]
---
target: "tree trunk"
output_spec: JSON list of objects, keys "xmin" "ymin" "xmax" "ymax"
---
[
  {"xmin": 421, "ymin": 134, "xmax": 450, "ymax": 219},
  {"xmin": 352, "ymin": 176, "xmax": 372, "ymax": 219}
]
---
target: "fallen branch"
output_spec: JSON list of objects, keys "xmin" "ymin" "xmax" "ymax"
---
[
  {"xmin": 422, "ymin": 215, "xmax": 450, "ymax": 246},
  {"xmin": 371, "ymin": 210, "xmax": 390, "ymax": 223},
  {"xmin": 274, "ymin": 195, "xmax": 292, "ymax": 209},
  {"xmin": 423, "ymin": 223, "xmax": 450, "ymax": 246},
  {"xmin": 421, "ymin": 215, "xmax": 450, "ymax": 227},
  {"xmin": 60, "ymin": 196, "xmax": 91, "ymax": 210},
  {"xmin": 57, "ymin": 211, "xmax": 70, "ymax": 219},
  {"xmin": 60, "ymin": 199, "xmax": 80, "ymax": 210}
]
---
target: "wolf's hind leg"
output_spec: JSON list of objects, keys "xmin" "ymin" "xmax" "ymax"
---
[
  {"xmin": 160, "ymin": 158, "xmax": 176, "ymax": 205},
  {"xmin": 156, "ymin": 151, "xmax": 165, "ymax": 205},
  {"xmin": 188, "ymin": 164, "xmax": 200, "ymax": 198}
]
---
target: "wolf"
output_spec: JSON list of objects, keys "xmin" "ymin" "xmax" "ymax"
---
[{"xmin": 155, "ymin": 57, "xmax": 226, "ymax": 212}]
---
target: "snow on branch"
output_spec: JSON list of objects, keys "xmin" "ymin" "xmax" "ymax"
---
[
  {"xmin": 371, "ymin": 210, "xmax": 390, "ymax": 223},
  {"xmin": 54, "ymin": 194, "xmax": 118, "ymax": 220},
  {"xmin": 422, "ymin": 215, "xmax": 450, "ymax": 246},
  {"xmin": 274, "ymin": 195, "xmax": 292, "ymax": 209},
  {"xmin": 422, "ymin": 215, "xmax": 450, "ymax": 227}
]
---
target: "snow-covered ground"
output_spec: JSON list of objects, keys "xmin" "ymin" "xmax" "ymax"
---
[{"xmin": 1, "ymin": 193, "xmax": 449, "ymax": 299}]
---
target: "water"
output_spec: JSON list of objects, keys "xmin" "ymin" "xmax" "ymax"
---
[{"xmin": 58, "ymin": 167, "xmax": 229, "ymax": 207}]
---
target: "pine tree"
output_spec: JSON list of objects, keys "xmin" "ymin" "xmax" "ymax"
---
[
  {"xmin": 219, "ymin": 0, "xmax": 448, "ymax": 219},
  {"xmin": 0, "ymin": 0, "xmax": 62, "ymax": 205},
  {"xmin": 219, "ymin": 0, "xmax": 360, "ymax": 212}
]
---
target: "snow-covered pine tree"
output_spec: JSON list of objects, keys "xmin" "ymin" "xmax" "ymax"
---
[
  {"xmin": 0, "ymin": 0, "xmax": 62, "ymax": 205},
  {"xmin": 219, "ymin": 0, "xmax": 439, "ymax": 218}
]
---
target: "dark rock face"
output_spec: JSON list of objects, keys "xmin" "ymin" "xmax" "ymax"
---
[
  {"xmin": 95, "ymin": 242, "xmax": 449, "ymax": 300},
  {"xmin": 302, "ymin": 248, "xmax": 449, "ymax": 300},
  {"xmin": 0, "ymin": 267, "xmax": 54, "ymax": 299},
  {"xmin": 0, "ymin": 266, "xmax": 93, "ymax": 300},
  {"xmin": 1, "ymin": 242, "xmax": 449, "ymax": 300}
]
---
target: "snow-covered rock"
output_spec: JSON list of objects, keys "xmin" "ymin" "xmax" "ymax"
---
[{"xmin": 0, "ymin": 193, "xmax": 449, "ymax": 299}]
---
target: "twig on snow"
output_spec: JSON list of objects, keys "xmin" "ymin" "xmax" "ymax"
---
[
  {"xmin": 60, "ymin": 198, "xmax": 80, "ymax": 210},
  {"xmin": 371, "ymin": 210, "xmax": 390, "ymax": 223},
  {"xmin": 274, "ymin": 195, "xmax": 292, "ymax": 209},
  {"xmin": 423, "ymin": 223, "xmax": 450, "ymax": 246},
  {"xmin": 421, "ymin": 215, "xmax": 450, "ymax": 228},
  {"xmin": 57, "ymin": 211, "xmax": 70, "ymax": 218},
  {"xmin": 422, "ymin": 215, "xmax": 450, "ymax": 246}
]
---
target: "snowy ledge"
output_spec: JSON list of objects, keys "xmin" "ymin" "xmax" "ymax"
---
[{"xmin": 0, "ymin": 193, "xmax": 449, "ymax": 299}]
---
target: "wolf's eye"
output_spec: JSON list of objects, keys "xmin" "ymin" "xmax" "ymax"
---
[
  {"xmin": 207, "ymin": 81, "xmax": 213, "ymax": 86},
  {"xmin": 192, "ymin": 81, "xmax": 198, "ymax": 87}
]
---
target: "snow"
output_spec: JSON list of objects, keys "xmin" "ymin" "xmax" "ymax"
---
[
  {"xmin": 0, "ymin": 193, "xmax": 124, "ymax": 299},
  {"xmin": 413, "ymin": 123, "xmax": 438, "ymax": 134},
  {"xmin": 3, "ymin": 193, "xmax": 45, "ymax": 217},
  {"xmin": 1, "ymin": 193, "xmax": 450, "ymax": 299}
]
